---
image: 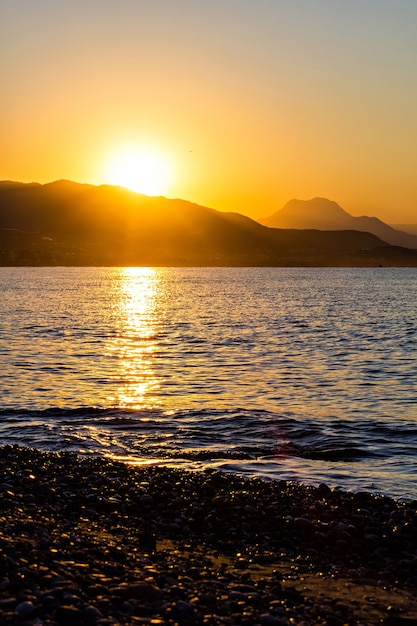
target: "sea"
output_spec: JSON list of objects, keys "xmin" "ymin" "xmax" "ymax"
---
[{"xmin": 1, "ymin": 266, "xmax": 416, "ymax": 502}]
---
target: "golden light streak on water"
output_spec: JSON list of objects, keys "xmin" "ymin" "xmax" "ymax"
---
[{"xmin": 108, "ymin": 267, "xmax": 162, "ymax": 409}]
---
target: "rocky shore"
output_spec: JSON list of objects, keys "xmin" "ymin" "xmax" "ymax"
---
[{"xmin": 1, "ymin": 446, "xmax": 417, "ymax": 625}]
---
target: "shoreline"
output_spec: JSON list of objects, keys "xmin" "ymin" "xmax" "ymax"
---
[{"xmin": 1, "ymin": 445, "xmax": 416, "ymax": 625}]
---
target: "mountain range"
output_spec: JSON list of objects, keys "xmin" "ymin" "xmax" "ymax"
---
[
  {"xmin": 1, "ymin": 180, "xmax": 416, "ymax": 267},
  {"xmin": 261, "ymin": 197, "xmax": 417, "ymax": 249}
]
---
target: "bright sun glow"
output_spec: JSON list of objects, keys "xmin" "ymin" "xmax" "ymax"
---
[{"xmin": 106, "ymin": 147, "xmax": 171, "ymax": 196}]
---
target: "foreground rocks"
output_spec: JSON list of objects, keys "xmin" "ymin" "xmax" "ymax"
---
[{"xmin": 0, "ymin": 445, "xmax": 416, "ymax": 625}]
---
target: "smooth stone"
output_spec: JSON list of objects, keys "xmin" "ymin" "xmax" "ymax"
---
[
  {"xmin": 260, "ymin": 615, "xmax": 288, "ymax": 626},
  {"xmin": 173, "ymin": 600, "xmax": 195, "ymax": 617},
  {"xmin": 15, "ymin": 601, "xmax": 35, "ymax": 617},
  {"xmin": 119, "ymin": 582, "xmax": 162, "ymax": 602},
  {"xmin": 0, "ymin": 598, "xmax": 17, "ymax": 610},
  {"xmin": 294, "ymin": 517, "xmax": 314, "ymax": 531},
  {"xmin": 139, "ymin": 494, "xmax": 154, "ymax": 505},
  {"xmin": 54, "ymin": 605, "xmax": 84, "ymax": 624},
  {"xmin": 85, "ymin": 605, "xmax": 104, "ymax": 621}
]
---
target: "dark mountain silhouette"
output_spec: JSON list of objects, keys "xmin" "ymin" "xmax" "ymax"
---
[
  {"xmin": 1, "ymin": 181, "xmax": 416, "ymax": 266},
  {"xmin": 0, "ymin": 181, "xmax": 41, "ymax": 190},
  {"xmin": 391, "ymin": 223, "xmax": 417, "ymax": 236},
  {"xmin": 261, "ymin": 197, "xmax": 417, "ymax": 249}
]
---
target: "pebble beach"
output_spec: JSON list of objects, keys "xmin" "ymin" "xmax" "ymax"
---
[{"xmin": 1, "ymin": 445, "xmax": 417, "ymax": 626}]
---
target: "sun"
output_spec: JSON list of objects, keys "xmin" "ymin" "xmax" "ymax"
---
[{"xmin": 105, "ymin": 147, "xmax": 171, "ymax": 196}]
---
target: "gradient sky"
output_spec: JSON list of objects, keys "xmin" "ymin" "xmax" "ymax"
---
[{"xmin": 2, "ymin": 0, "xmax": 417, "ymax": 222}]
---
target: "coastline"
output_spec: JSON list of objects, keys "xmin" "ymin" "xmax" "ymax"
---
[{"xmin": 1, "ymin": 446, "xmax": 416, "ymax": 625}]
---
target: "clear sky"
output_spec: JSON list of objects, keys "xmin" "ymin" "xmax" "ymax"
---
[{"xmin": 2, "ymin": 0, "xmax": 417, "ymax": 222}]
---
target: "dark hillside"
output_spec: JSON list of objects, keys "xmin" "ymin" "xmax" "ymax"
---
[{"xmin": 1, "ymin": 181, "xmax": 416, "ymax": 266}]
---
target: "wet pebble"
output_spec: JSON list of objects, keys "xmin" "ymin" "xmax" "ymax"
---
[
  {"xmin": 54, "ymin": 605, "xmax": 85, "ymax": 624},
  {"xmin": 85, "ymin": 605, "xmax": 104, "ymax": 621},
  {"xmin": 15, "ymin": 600, "xmax": 35, "ymax": 617}
]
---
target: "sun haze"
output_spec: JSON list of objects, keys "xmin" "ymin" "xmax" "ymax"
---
[{"xmin": 105, "ymin": 147, "xmax": 172, "ymax": 196}]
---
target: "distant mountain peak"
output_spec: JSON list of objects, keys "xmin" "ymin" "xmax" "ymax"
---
[
  {"xmin": 280, "ymin": 197, "xmax": 349, "ymax": 217},
  {"xmin": 261, "ymin": 197, "xmax": 417, "ymax": 249}
]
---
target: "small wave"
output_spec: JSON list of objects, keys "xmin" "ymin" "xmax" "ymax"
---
[
  {"xmin": 1, "ymin": 406, "xmax": 416, "ymax": 466},
  {"xmin": 295, "ymin": 445, "xmax": 379, "ymax": 462}
]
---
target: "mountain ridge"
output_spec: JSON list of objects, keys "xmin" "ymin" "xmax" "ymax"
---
[
  {"xmin": 261, "ymin": 197, "xmax": 417, "ymax": 249},
  {"xmin": 391, "ymin": 224, "xmax": 417, "ymax": 236},
  {"xmin": 1, "ymin": 181, "xmax": 416, "ymax": 266}
]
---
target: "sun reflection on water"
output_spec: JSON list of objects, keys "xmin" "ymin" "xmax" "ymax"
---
[{"xmin": 109, "ymin": 267, "xmax": 162, "ymax": 409}]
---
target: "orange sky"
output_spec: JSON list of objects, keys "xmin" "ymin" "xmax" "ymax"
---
[{"xmin": 2, "ymin": 1, "xmax": 417, "ymax": 223}]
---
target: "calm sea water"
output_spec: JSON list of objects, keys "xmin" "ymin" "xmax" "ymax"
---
[{"xmin": 1, "ymin": 267, "xmax": 416, "ymax": 501}]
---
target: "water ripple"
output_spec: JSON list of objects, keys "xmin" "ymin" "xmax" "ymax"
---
[{"xmin": 1, "ymin": 267, "xmax": 417, "ymax": 500}]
